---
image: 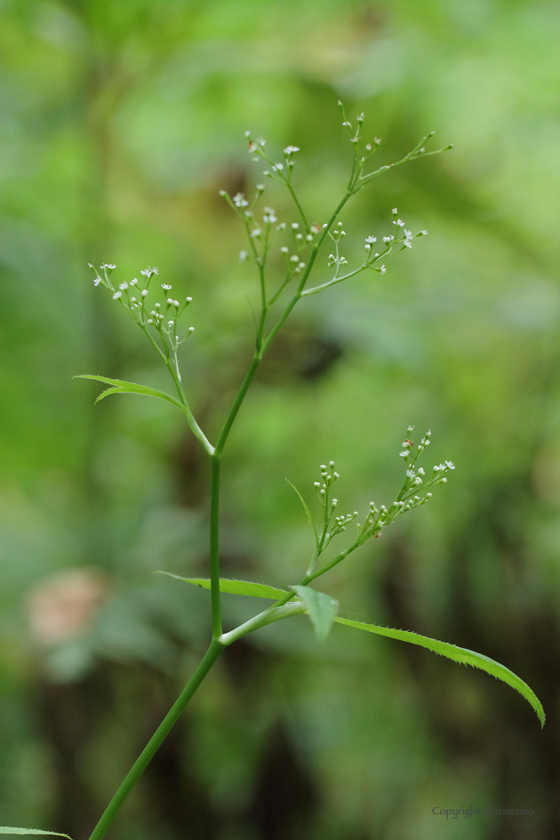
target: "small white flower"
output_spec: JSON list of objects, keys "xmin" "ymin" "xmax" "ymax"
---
[
  {"xmin": 283, "ymin": 145, "xmax": 300, "ymax": 154},
  {"xmin": 406, "ymin": 469, "xmax": 416, "ymax": 478},
  {"xmin": 421, "ymin": 230, "xmax": 428, "ymax": 236},
  {"xmin": 256, "ymin": 183, "xmax": 264, "ymax": 191},
  {"xmin": 445, "ymin": 460, "xmax": 455, "ymax": 470},
  {"xmin": 239, "ymin": 250, "xmax": 248, "ymax": 261},
  {"xmin": 113, "ymin": 291, "xmax": 122, "ymax": 299},
  {"xmin": 119, "ymin": 282, "xmax": 128, "ymax": 290},
  {"xmin": 102, "ymin": 263, "xmax": 116, "ymax": 270},
  {"xmin": 271, "ymin": 162, "xmax": 283, "ymax": 171},
  {"xmin": 298, "ymin": 262, "xmax": 305, "ymax": 269},
  {"xmin": 399, "ymin": 451, "xmax": 409, "ymax": 458},
  {"xmin": 233, "ymin": 193, "xmax": 248, "ymax": 208},
  {"xmin": 290, "ymin": 255, "xmax": 299, "ymax": 263},
  {"xmin": 417, "ymin": 467, "xmax": 425, "ymax": 476},
  {"xmin": 380, "ymin": 265, "xmax": 386, "ymax": 275},
  {"xmin": 391, "ymin": 208, "xmax": 398, "ymax": 215},
  {"xmin": 291, "ymin": 223, "xmax": 299, "ymax": 230},
  {"xmin": 365, "ymin": 235, "xmax": 377, "ymax": 243},
  {"xmin": 168, "ymin": 320, "xmax": 174, "ymax": 326},
  {"xmin": 93, "ymin": 277, "xmax": 101, "ymax": 286},
  {"xmin": 130, "ymin": 277, "xmax": 138, "ymax": 286},
  {"xmin": 161, "ymin": 284, "xmax": 172, "ymax": 290},
  {"xmin": 141, "ymin": 289, "xmax": 148, "ymax": 297},
  {"xmin": 250, "ymin": 228, "xmax": 261, "ymax": 238},
  {"xmin": 280, "ymin": 246, "xmax": 289, "ymax": 254}
]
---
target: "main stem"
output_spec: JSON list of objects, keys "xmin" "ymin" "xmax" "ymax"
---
[
  {"xmin": 86, "ymin": 181, "xmax": 355, "ymax": 840},
  {"xmin": 87, "ymin": 639, "xmax": 223, "ymax": 840},
  {"xmin": 210, "ymin": 453, "xmax": 222, "ymax": 638}
]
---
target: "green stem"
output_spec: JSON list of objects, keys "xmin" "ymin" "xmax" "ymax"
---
[
  {"xmin": 219, "ymin": 601, "xmax": 307, "ymax": 646},
  {"xmin": 210, "ymin": 454, "xmax": 222, "ymax": 639},
  {"xmin": 87, "ymin": 640, "xmax": 224, "ymax": 840},
  {"xmin": 262, "ymin": 191, "xmax": 353, "ymax": 353},
  {"xmin": 285, "ymin": 181, "xmax": 309, "ymax": 229},
  {"xmin": 215, "ymin": 354, "xmax": 261, "ymax": 455},
  {"xmin": 141, "ymin": 325, "xmax": 214, "ymax": 456}
]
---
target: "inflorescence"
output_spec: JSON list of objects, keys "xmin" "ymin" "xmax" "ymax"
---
[
  {"xmin": 303, "ymin": 428, "xmax": 454, "ymax": 563},
  {"xmin": 88, "ymin": 263, "xmax": 195, "ymax": 355}
]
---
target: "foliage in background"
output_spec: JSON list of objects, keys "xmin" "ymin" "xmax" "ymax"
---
[{"xmin": 2, "ymin": 0, "xmax": 560, "ymax": 838}]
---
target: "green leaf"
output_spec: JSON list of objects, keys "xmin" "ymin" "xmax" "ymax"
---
[
  {"xmin": 292, "ymin": 586, "xmax": 338, "ymax": 642},
  {"xmin": 0, "ymin": 829, "xmax": 72, "ymax": 838},
  {"xmin": 285, "ymin": 479, "xmax": 318, "ymax": 546},
  {"xmin": 156, "ymin": 573, "xmax": 287, "ymax": 600},
  {"xmin": 74, "ymin": 375, "xmax": 187, "ymax": 416},
  {"xmin": 334, "ymin": 617, "xmax": 545, "ymax": 727}
]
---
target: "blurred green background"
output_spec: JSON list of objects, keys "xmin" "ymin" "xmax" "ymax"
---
[{"xmin": 2, "ymin": 1, "xmax": 560, "ymax": 838}]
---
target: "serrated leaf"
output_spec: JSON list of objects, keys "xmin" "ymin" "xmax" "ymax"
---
[
  {"xmin": 0, "ymin": 829, "xmax": 72, "ymax": 838},
  {"xmin": 334, "ymin": 617, "xmax": 545, "ymax": 727},
  {"xmin": 75, "ymin": 375, "xmax": 187, "ymax": 415},
  {"xmin": 156, "ymin": 573, "xmax": 287, "ymax": 600},
  {"xmin": 285, "ymin": 480, "xmax": 318, "ymax": 546},
  {"xmin": 292, "ymin": 585, "xmax": 338, "ymax": 642}
]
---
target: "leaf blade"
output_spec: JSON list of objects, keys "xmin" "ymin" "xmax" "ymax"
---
[
  {"xmin": 293, "ymin": 585, "xmax": 338, "ymax": 642},
  {"xmin": 0, "ymin": 829, "xmax": 72, "ymax": 838},
  {"xmin": 335, "ymin": 617, "xmax": 545, "ymax": 727},
  {"xmin": 156, "ymin": 573, "xmax": 288, "ymax": 600},
  {"xmin": 74, "ymin": 375, "xmax": 187, "ymax": 415}
]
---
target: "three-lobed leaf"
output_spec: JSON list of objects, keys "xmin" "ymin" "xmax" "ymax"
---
[
  {"xmin": 335, "ymin": 617, "xmax": 545, "ymax": 727},
  {"xmin": 156, "ymin": 573, "xmax": 288, "ymax": 600},
  {"xmin": 75, "ymin": 375, "xmax": 187, "ymax": 415},
  {"xmin": 293, "ymin": 585, "xmax": 338, "ymax": 642}
]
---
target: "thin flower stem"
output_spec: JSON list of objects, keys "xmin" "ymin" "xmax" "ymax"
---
[
  {"xmin": 87, "ymin": 640, "xmax": 224, "ymax": 840},
  {"xmin": 284, "ymin": 181, "xmax": 309, "ymax": 230}
]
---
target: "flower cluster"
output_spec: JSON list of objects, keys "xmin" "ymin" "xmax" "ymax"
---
[
  {"xmin": 353, "ymin": 427, "xmax": 454, "ymax": 544},
  {"xmin": 301, "ymin": 429, "xmax": 454, "ymax": 563},
  {"xmin": 362, "ymin": 208, "xmax": 428, "ymax": 277},
  {"xmin": 245, "ymin": 131, "xmax": 302, "ymax": 187},
  {"xmin": 312, "ymin": 461, "xmax": 358, "ymax": 549},
  {"xmin": 338, "ymin": 100, "xmax": 381, "ymax": 160},
  {"xmin": 88, "ymin": 263, "xmax": 194, "ymax": 350}
]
